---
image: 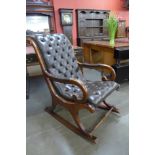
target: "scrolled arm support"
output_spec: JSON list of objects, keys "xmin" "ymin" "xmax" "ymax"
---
[
  {"xmin": 44, "ymin": 70, "xmax": 89, "ymax": 104},
  {"xmin": 78, "ymin": 62, "xmax": 116, "ymax": 81}
]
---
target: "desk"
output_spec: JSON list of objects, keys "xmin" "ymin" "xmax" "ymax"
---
[{"xmin": 83, "ymin": 40, "xmax": 129, "ymax": 65}]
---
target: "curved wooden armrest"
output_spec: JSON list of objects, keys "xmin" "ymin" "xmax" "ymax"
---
[
  {"xmin": 78, "ymin": 62, "xmax": 116, "ymax": 81},
  {"xmin": 44, "ymin": 70, "xmax": 89, "ymax": 103}
]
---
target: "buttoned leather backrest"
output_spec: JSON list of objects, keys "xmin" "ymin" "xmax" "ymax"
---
[{"xmin": 34, "ymin": 34, "xmax": 83, "ymax": 80}]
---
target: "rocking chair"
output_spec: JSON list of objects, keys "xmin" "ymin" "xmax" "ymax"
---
[{"xmin": 26, "ymin": 34, "xmax": 120, "ymax": 143}]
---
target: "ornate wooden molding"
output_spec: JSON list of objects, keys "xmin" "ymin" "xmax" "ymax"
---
[{"xmin": 26, "ymin": 0, "xmax": 54, "ymax": 15}]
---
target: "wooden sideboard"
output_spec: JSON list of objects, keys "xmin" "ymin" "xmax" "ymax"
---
[
  {"xmin": 83, "ymin": 40, "xmax": 129, "ymax": 66},
  {"xmin": 76, "ymin": 9, "xmax": 110, "ymax": 46}
]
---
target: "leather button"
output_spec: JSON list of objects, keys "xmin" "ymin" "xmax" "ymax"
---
[
  {"xmin": 41, "ymin": 38, "xmax": 45, "ymax": 42},
  {"xmin": 95, "ymin": 91, "xmax": 101, "ymax": 95},
  {"xmin": 47, "ymin": 51, "xmax": 51, "ymax": 55}
]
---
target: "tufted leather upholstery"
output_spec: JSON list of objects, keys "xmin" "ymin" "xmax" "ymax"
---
[
  {"xmin": 55, "ymin": 80, "xmax": 119, "ymax": 105},
  {"xmin": 34, "ymin": 34, "xmax": 119, "ymax": 105}
]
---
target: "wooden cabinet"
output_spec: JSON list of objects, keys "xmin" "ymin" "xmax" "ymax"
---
[{"xmin": 76, "ymin": 9, "xmax": 110, "ymax": 46}]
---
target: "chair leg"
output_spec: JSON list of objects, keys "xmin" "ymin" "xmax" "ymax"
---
[
  {"xmin": 97, "ymin": 101, "xmax": 120, "ymax": 113},
  {"xmin": 69, "ymin": 110, "xmax": 86, "ymax": 132},
  {"xmin": 69, "ymin": 109, "xmax": 97, "ymax": 142},
  {"xmin": 67, "ymin": 104, "xmax": 94, "ymax": 131},
  {"xmin": 51, "ymin": 100, "xmax": 57, "ymax": 111}
]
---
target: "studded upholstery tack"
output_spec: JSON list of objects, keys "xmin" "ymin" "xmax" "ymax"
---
[{"xmin": 34, "ymin": 34, "xmax": 119, "ymax": 105}]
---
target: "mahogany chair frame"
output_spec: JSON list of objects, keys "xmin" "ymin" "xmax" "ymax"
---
[{"xmin": 27, "ymin": 37, "xmax": 119, "ymax": 144}]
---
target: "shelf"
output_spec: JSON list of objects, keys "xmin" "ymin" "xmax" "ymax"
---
[
  {"xmin": 79, "ymin": 26, "xmax": 103, "ymax": 28},
  {"xmin": 86, "ymin": 18, "xmax": 104, "ymax": 20},
  {"xmin": 93, "ymin": 35, "xmax": 103, "ymax": 37}
]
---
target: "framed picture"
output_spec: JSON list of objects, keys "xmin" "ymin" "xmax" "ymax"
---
[
  {"xmin": 116, "ymin": 20, "xmax": 126, "ymax": 38},
  {"xmin": 60, "ymin": 12, "xmax": 73, "ymax": 26}
]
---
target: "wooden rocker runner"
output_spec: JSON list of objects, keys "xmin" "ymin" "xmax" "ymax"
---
[{"xmin": 27, "ymin": 34, "xmax": 120, "ymax": 143}]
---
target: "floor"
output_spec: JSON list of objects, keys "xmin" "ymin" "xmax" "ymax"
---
[{"xmin": 26, "ymin": 69, "xmax": 129, "ymax": 155}]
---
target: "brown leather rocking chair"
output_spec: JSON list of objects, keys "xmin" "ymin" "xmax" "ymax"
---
[{"xmin": 27, "ymin": 34, "xmax": 120, "ymax": 143}]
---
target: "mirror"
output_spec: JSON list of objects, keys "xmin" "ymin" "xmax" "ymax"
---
[{"xmin": 26, "ymin": 15, "xmax": 50, "ymax": 35}]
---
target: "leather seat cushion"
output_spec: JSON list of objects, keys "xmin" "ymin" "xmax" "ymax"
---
[{"xmin": 54, "ymin": 80, "xmax": 119, "ymax": 106}]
